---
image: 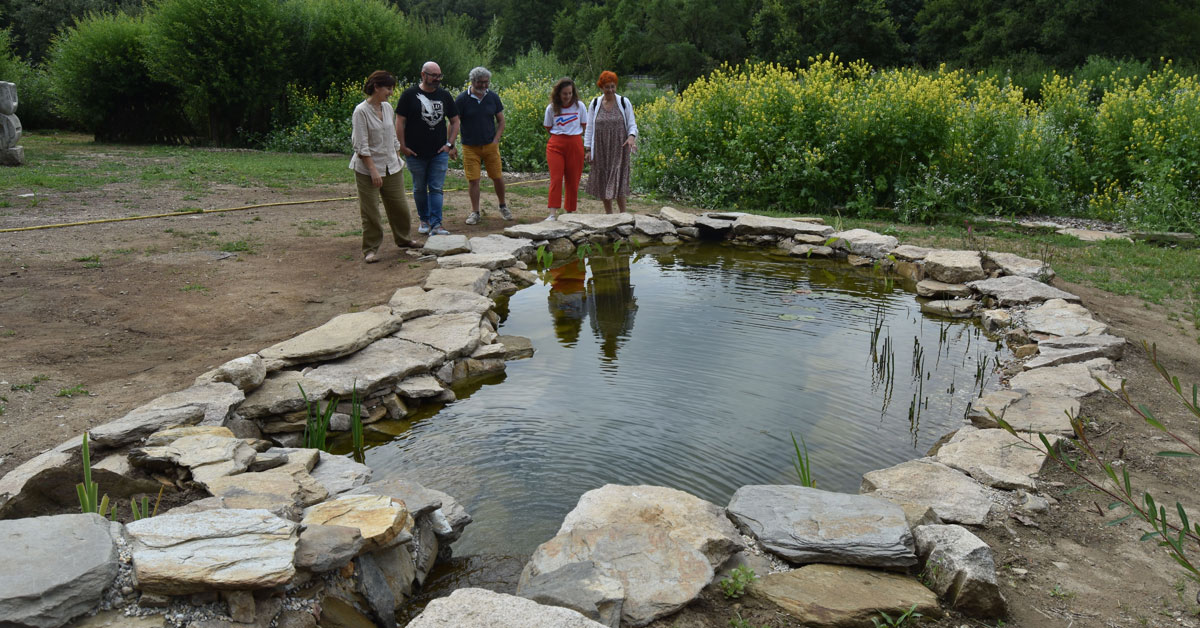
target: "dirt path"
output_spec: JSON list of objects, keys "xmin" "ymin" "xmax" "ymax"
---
[{"xmin": 3, "ymin": 150, "xmax": 1200, "ymax": 627}]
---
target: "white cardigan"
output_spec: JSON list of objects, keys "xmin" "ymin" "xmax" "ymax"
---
[{"xmin": 583, "ymin": 94, "xmax": 638, "ymax": 150}]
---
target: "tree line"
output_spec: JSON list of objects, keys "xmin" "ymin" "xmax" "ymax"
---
[{"xmin": 3, "ymin": 0, "xmax": 1200, "ymax": 143}]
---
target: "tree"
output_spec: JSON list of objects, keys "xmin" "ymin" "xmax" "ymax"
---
[
  {"xmin": 749, "ymin": 0, "xmax": 904, "ymax": 68},
  {"xmin": 0, "ymin": 0, "xmax": 140, "ymax": 62},
  {"xmin": 143, "ymin": 0, "xmax": 294, "ymax": 143}
]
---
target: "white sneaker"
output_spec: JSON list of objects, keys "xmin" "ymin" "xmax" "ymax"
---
[
  {"xmin": 431, "ymin": 226, "xmax": 451, "ymax": 235},
  {"xmin": 499, "ymin": 205, "xmax": 513, "ymax": 220},
  {"xmin": 543, "ymin": 214, "xmax": 557, "ymax": 221},
  {"xmin": 465, "ymin": 212, "xmax": 480, "ymax": 225},
  {"xmin": 417, "ymin": 222, "xmax": 430, "ymax": 234}
]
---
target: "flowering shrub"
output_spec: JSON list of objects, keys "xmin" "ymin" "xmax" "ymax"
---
[{"xmin": 635, "ymin": 58, "xmax": 1200, "ymax": 232}]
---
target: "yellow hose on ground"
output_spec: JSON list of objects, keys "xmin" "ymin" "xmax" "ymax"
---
[{"xmin": 0, "ymin": 177, "xmax": 551, "ymax": 234}]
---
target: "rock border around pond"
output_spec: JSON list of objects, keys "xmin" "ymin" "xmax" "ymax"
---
[{"xmin": 0, "ymin": 209, "xmax": 1122, "ymax": 627}]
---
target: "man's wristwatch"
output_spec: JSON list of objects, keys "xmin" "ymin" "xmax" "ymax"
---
[{"xmin": 445, "ymin": 142, "xmax": 453, "ymax": 148}]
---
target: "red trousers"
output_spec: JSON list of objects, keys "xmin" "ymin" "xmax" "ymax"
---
[{"xmin": 546, "ymin": 133, "xmax": 584, "ymax": 212}]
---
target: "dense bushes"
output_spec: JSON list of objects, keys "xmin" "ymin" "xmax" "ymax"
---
[
  {"xmin": 634, "ymin": 59, "xmax": 1200, "ymax": 233},
  {"xmin": 143, "ymin": 0, "xmax": 294, "ymax": 144},
  {"xmin": 30, "ymin": 0, "xmax": 483, "ymax": 142},
  {"xmin": 47, "ymin": 13, "xmax": 190, "ymax": 142}
]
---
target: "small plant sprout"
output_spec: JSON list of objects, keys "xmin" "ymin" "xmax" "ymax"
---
[
  {"xmin": 76, "ymin": 434, "xmax": 112, "ymax": 519},
  {"xmin": 871, "ymin": 603, "xmax": 923, "ymax": 627},
  {"xmin": 56, "ymin": 384, "xmax": 89, "ymax": 398},
  {"xmin": 130, "ymin": 486, "xmax": 165, "ymax": 521},
  {"xmin": 299, "ymin": 384, "xmax": 337, "ymax": 452},
  {"xmin": 718, "ymin": 565, "xmax": 758, "ymax": 599},
  {"xmin": 790, "ymin": 432, "xmax": 816, "ymax": 488},
  {"xmin": 350, "ymin": 382, "xmax": 365, "ymax": 463}
]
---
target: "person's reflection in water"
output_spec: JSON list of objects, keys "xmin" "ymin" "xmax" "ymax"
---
[
  {"xmin": 546, "ymin": 260, "xmax": 588, "ymax": 346},
  {"xmin": 586, "ymin": 254, "xmax": 637, "ymax": 361}
]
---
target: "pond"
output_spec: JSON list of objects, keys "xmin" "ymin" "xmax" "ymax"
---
[{"xmin": 363, "ymin": 242, "xmax": 1009, "ymax": 557}]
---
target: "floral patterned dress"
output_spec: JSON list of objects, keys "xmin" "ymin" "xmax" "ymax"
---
[{"xmin": 586, "ymin": 101, "xmax": 632, "ymax": 200}]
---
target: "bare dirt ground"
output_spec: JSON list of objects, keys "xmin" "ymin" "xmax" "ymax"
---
[{"xmin": 3, "ymin": 148, "xmax": 1200, "ymax": 627}]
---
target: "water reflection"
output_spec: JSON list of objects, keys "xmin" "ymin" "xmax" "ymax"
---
[
  {"xmin": 545, "ymin": 254, "xmax": 639, "ymax": 363},
  {"xmin": 587, "ymin": 254, "xmax": 638, "ymax": 362},
  {"xmin": 366, "ymin": 243, "xmax": 1010, "ymax": 557},
  {"xmin": 546, "ymin": 261, "xmax": 587, "ymax": 346}
]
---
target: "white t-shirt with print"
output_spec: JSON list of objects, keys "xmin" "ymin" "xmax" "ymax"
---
[{"xmin": 543, "ymin": 102, "xmax": 587, "ymax": 135}]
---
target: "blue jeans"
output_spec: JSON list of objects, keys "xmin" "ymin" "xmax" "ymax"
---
[{"xmin": 406, "ymin": 152, "xmax": 449, "ymax": 229}]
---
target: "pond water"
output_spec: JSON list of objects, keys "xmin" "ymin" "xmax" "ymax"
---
[{"xmin": 363, "ymin": 242, "xmax": 1008, "ymax": 557}]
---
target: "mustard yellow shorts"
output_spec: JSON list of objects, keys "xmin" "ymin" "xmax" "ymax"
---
[{"xmin": 462, "ymin": 143, "xmax": 502, "ymax": 181}]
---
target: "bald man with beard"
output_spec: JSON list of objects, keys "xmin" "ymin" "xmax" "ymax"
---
[{"xmin": 397, "ymin": 61, "xmax": 460, "ymax": 236}]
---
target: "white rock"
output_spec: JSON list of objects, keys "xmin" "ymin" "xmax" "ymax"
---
[
  {"xmin": 409, "ymin": 588, "xmax": 609, "ymax": 628},
  {"xmin": 126, "ymin": 509, "xmax": 298, "ymax": 594},
  {"xmin": 259, "ymin": 308, "xmax": 403, "ymax": 366}
]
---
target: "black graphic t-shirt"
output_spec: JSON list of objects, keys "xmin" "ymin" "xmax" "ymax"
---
[{"xmin": 397, "ymin": 85, "xmax": 459, "ymax": 158}]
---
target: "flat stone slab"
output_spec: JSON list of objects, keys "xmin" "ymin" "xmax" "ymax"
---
[
  {"xmin": 424, "ymin": 266, "xmax": 491, "ymax": 294},
  {"xmin": 437, "ymin": 251, "xmax": 517, "ymax": 270},
  {"xmin": 295, "ymin": 524, "xmax": 365, "ymax": 573},
  {"xmin": 422, "ymin": 234, "xmax": 470, "ymax": 256},
  {"xmin": 497, "ymin": 334, "xmax": 535, "ymax": 359},
  {"xmin": 391, "ymin": 311, "xmax": 483, "ymax": 359},
  {"xmin": 1019, "ymin": 298, "xmax": 1106, "ymax": 336},
  {"xmin": 726, "ymin": 485, "xmax": 916, "ymax": 568},
  {"xmin": 1057, "ymin": 227, "xmax": 1131, "ymax": 242},
  {"xmin": 396, "ymin": 373, "xmax": 446, "ymax": 398},
  {"xmin": 409, "ymin": 588, "xmax": 609, "ymax": 628},
  {"xmin": 829, "ymin": 229, "xmax": 898, "ymax": 258},
  {"xmin": 731, "ymin": 214, "xmax": 833, "ymax": 238},
  {"xmin": 694, "ymin": 215, "xmax": 735, "ymax": 233},
  {"xmin": 657, "ymin": 207, "xmax": 696, "ymax": 227},
  {"xmin": 269, "ymin": 448, "xmax": 373, "ymax": 496},
  {"xmin": 0, "ymin": 514, "xmax": 118, "ymax": 628},
  {"xmin": 1009, "ymin": 362, "xmax": 1103, "ymax": 399},
  {"xmin": 238, "ymin": 370, "xmax": 333, "ymax": 419},
  {"xmin": 388, "ymin": 287, "xmax": 494, "ymax": 320},
  {"xmin": 469, "ymin": 233, "xmax": 535, "ymax": 259},
  {"xmin": 346, "ymin": 478, "xmax": 471, "ymax": 542},
  {"xmin": 917, "ymin": 280, "xmax": 971, "ymax": 298},
  {"xmin": 923, "ymin": 250, "xmax": 986, "ymax": 283},
  {"xmin": 934, "ymin": 426, "xmax": 1058, "ymax": 490},
  {"xmin": 259, "ymin": 308, "xmax": 403, "ymax": 366},
  {"xmin": 987, "ymin": 393, "xmax": 1079, "ymax": 435},
  {"xmin": 984, "ymin": 251, "xmax": 1054, "ymax": 280},
  {"xmin": 861, "ymin": 459, "xmax": 995, "ymax": 525},
  {"xmin": 633, "ymin": 214, "xmax": 676, "ymax": 236},
  {"xmin": 920, "ymin": 298, "xmax": 976, "ymax": 318},
  {"xmin": 789, "ymin": 244, "xmax": 835, "ymax": 258},
  {"xmin": 559, "ymin": 213, "xmax": 636, "ymax": 231},
  {"xmin": 302, "ymin": 495, "xmax": 408, "ymax": 550},
  {"xmin": 304, "ymin": 337, "xmax": 445, "ymax": 396},
  {"xmin": 504, "ymin": 222, "xmax": 582, "ymax": 240},
  {"xmin": 126, "ymin": 509, "xmax": 298, "ymax": 594},
  {"xmin": 968, "ymin": 276, "xmax": 1079, "ymax": 306},
  {"xmin": 749, "ymin": 564, "xmax": 940, "ymax": 627},
  {"xmin": 89, "ymin": 382, "xmax": 244, "ymax": 447},
  {"xmin": 914, "ymin": 524, "xmax": 1007, "ymax": 618},
  {"xmin": 1025, "ymin": 334, "xmax": 1125, "ymax": 369},
  {"xmin": 890, "ymin": 244, "xmax": 932, "ymax": 261}
]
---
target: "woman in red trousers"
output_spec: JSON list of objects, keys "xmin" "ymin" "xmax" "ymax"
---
[{"xmin": 542, "ymin": 77, "xmax": 588, "ymax": 221}]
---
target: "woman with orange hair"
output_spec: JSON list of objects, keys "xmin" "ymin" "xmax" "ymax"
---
[{"xmin": 583, "ymin": 71, "xmax": 638, "ymax": 214}]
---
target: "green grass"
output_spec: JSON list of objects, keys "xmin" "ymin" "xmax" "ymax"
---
[
  {"xmin": 55, "ymin": 385, "xmax": 89, "ymax": 398},
  {"xmin": 11, "ymin": 375, "xmax": 49, "ymax": 392},
  {"xmin": 180, "ymin": 283, "xmax": 209, "ymax": 293},
  {"xmin": 3, "ymin": 132, "xmax": 349, "ymax": 197},
  {"xmin": 219, "ymin": 240, "xmax": 255, "ymax": 253}
]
